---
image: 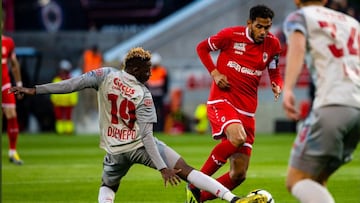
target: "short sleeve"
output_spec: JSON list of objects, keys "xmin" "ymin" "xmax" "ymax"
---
[{"xmin": 283, "ymin": 10, "xmax": 307, "ymax": 40}]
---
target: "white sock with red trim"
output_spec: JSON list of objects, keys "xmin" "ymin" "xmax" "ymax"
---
[
  {"xmin": 291, "ymin": 179, "xmax": 335, "ymax": 203},
  {"xmin": 98, "ymin": 186, "xmax": 115, "ymax": 203}
]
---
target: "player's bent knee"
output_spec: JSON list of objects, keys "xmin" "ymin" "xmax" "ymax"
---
[
  {"xmin": 174, "ymin": 158, "xmax": 194, "ymax": 179},
  {"xmin": 226, "ymin": 124, "xmax": 247, "ymax": 146},
  {"xmin": 228, "ymin": 134, "xmax": 246, "ymax": 147}
]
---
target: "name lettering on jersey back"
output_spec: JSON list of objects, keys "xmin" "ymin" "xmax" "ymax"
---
[
  {"xmin": 227, "ymin": 61, "xmax": 262, "ymax": 76},
  {"xmin": 113, "ymin": 78, "xmax": 135, "ymax": 96},
  {"xmin": 316, "ymin": 8, "xmax": 347, "ymax": 21},
  {"xmin": 107, "ymin": 126, "xmax": 136, "ymax": 141}
]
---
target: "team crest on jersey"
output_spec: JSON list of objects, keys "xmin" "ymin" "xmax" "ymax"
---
[
  {"xmin": 234, "ymin": 43, "xmax": 246, "ymax": 52},
  {"xmin": 263, "ymin": 52, "xmax": 268, "ymax": 62}
]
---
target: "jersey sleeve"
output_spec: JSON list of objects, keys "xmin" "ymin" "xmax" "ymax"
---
[
  {"xmin": 267, "ymin": 37, "xmax": 283, "ymax": 88},
  {"xmin": 36, "ymin": 67, "xmax": 112, "ymax": 94},
  {"xmin": 140, "ymin": 123, "xmax": 167, "ymax": 170},
  {"xmin": 196, "ymin": 28, "xmax": 231, "ymax": 73},
  {"xmin": 136, "ymin": 90, "xmax": 157, "ymax": 123},
  {"xmin": 283, "ymin": 10, "xmax": 307, "ymax": 39}
]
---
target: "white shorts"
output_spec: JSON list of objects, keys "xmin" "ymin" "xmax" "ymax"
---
[
  {"xmin": 289, "ymin": 105, "xmax": 360, "ymax": 176},
  {"xmin": 101, "ymin": 138, "xmax": 181, "ymax": 187}
]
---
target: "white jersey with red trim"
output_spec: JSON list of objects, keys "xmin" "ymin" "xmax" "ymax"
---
[
  {"xmin": 283, "ymin": 5, "xmax": 360, "ymax": 109},
  {"xmin": 36, "ymin": 67, "xmax": 157, "ymax": 154}
]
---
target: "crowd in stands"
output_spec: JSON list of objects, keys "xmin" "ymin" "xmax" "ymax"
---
[{"xmin": 326, "ymin": 0, "xmax": 360, "ymax": 21}]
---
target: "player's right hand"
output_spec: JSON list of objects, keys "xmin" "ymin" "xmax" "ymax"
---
[
  {"xmin": 9, "ymin": 86, "xmax": 36, "ymax": 96},
  {"xmin": 282, "ymin": 90, "xmax": 299, "ymax": 121},
  {"xmin": 211, "ymin": 69, "xmax": 230, "ymax": 89},
  {"xmin": 160, "ymin": 168, "xmax": 181, "ymax": 187}
]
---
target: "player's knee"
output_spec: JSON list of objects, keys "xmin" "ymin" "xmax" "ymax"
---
[
  {"xmin": 226, "ymin": 124, "xmax": 247, "ymax": 147},
  {"xmin": 228, "ymin": 133, "xmax": 246, "ymax": 147},
  {"xmin": 174, "ymin": 158, "xmax": 194, "ymax": 180}
]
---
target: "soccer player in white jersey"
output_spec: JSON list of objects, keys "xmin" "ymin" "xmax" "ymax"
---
[
  {"xmin": 282, "ymin": 0, "xmax": 360, "ymax": 203},
  {"xmin": 10, "ymin": 47, "xmax": 267, "ymax": 203}
]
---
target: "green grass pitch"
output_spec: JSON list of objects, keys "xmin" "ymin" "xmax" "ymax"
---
[{"xmin": 2, "ymin": 132, "xmax": 360, "ymax": 203}]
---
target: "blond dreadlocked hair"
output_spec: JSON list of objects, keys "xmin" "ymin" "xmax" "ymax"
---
[
  {"xmin": 125, "ymin": 47, "xmax": 151, "ymax": 62},
  {"xmin": 124, "ymin": 47, "xmax": 152, "ymax": 83}
]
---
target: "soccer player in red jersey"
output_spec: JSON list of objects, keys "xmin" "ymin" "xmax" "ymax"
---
[
  {"xmin": 2, "ymin": 21, "xmax": 24, "ymax": 165},
  {"xmin": 187, "ymin": 5, "xmax": 283, "ymax": 202}
]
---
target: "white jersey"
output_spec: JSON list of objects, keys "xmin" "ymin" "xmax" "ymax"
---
[
  {"xmin": 36, "ymin": 67, "xmax": 157, "ymax": 154},
  {"xmin": 283, "ymin": 6, "xmax": 360, "ymax": 109}
]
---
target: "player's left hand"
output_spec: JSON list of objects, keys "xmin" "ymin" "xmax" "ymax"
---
[{"xmin": 271, "ymin": 82, "xmax": 281, "ymax": 101}]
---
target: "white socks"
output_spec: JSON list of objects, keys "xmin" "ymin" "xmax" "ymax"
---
[
  {"xmin": 291, "ymin": 179, "xmax": 335, "ymax": 203},
  {"xmin": 187, "ymin": 170, "xmax": 236, "ymax": 202},
  {"xmin": 98, "ymin": 186, "xmax": 115, "ymax": 203},
  {"xmin": 9, "ymin": 149, "xmax": 17, "ymax": 156}
]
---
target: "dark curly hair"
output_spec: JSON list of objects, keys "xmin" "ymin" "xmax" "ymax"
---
[{"xmin": 249, "ymin": 5, "xmax": 275, "ymax": 21}]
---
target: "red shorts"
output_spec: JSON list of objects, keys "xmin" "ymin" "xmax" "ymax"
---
[
  {"xmin": 2, "ymin": 85, "xmax": 16, "ymax": 108},
  {"xmin": 53, "ymin": 106, "xmax": 73, "ymax": 120},
  {"xmin": 207, "ymin": 101, "xmax": 255, "ymax": 155}
]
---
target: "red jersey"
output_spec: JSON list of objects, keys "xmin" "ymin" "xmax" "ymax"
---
[
  {"xmin": 2, "ymin": 35, "xmax": 16, "ymax": 87},
  {"xmin": 197, "ymin": 26, "xmax": 282, "ymax": 114}
]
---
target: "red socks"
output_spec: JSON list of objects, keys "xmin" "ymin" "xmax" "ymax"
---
[
  {"xmin": 197, "ymin": 140, "xmax": 240, "ymax": 202},
  {"xmin": 7, "ymin": 117, "xmax": 19, "ymax": 150},
  {"xmin": 200, "ymin": 139, "xmax": 238, "ymax": 175},
  {"xmin": 200, "ymin": 172, "xmax": 242, "ymax": 202}
]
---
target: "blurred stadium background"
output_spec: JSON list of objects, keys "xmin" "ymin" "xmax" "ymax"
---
[{"xmin": 2, "ymin": 0, "xmax": 360, "ymax": 134}]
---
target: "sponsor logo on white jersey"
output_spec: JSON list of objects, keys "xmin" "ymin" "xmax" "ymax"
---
[{"xmin": 113, "ymin": 77, "xmax": 135, "ymax": 96}]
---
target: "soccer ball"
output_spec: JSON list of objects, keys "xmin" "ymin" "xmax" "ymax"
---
[{"xmin": 247, "ymin": 189, "xmax": 275, "ymax": 203}]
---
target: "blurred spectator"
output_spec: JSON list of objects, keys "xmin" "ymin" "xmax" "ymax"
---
[
  {"xmin": 193, "ymin": 103, "xmax": 208, "ymax": 134},
  {"xmin": 164, "ymin": 88, "xmax": 188, "ymax": 135},
  {"xmin": 50, "ymin": 60, "xmax": 78, "ymax": 135},
  {"xmin": 326, "ymin": 0, "xmax": 360, "ymax": 20},
  {"xmin": 2, "ymin": 0, "xmax": 15, "ymax": 31},
  {"xmin": 81, "ymin": 44, "xmax": 103, "ymax": 73},
  {"xmin": 146, "ymin": 53, "xmax": 169, "ymax": 132},
  {"xmin": 79, "ymin": 44, "xmax": 103, "ymax": 115}
]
